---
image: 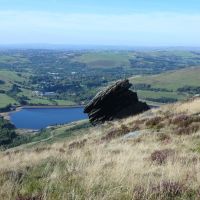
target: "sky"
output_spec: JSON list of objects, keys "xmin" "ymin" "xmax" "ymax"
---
[{"xmin": 0, "ymin": 0, "xmax": 200, "ymax": 46}]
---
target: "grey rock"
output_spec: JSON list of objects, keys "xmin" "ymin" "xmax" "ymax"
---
[
  {"xmin": 84, "ymin": 79, "xmax": 150, "ymax": 125},
  {"xmin": 123, "ymin": 130, "xmax": 148, "ymax": 139}
]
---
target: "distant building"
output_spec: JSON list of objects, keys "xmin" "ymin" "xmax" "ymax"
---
[
  {"xmin": 43, "ymin": 92, "xmax": 56, "ymax": 97},
  {"xmin": 32, "ymin": 91, "xmax": 43, "ymax": 96},
  {"xmin": 48, "ymin": 72, "xmax": 59, "ymax": 75},
  {"xmin": 32, "ymin": 91, "xmax": 57, "ymax": 97}
]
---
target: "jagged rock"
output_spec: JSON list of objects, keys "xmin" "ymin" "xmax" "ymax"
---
[{"xmin": 84, "ymin": 79, "xmax": 150, "ymax": 125}]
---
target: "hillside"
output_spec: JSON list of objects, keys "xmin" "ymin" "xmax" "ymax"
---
[
  {"xmin": 130, "ymin": 67, "xmax": 200, "ymax": 103},
  {"xmin": 0, "ymin": 98, "xmax": 200, "ymax": 199},
  {"xmin": 0, "ymin": 69, "xmax": 76, "ymax": 109},
  {"xmin": 1, "ymin": 50, "xmax": 200, "ymax": 109}
]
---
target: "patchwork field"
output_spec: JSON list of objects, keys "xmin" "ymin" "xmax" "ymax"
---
[
  {"xmin": 0, "ymin": 50, "xmax": 200, "ymax": 108},
  {"xmin": 130, "ymin": 67, "xmax": 200, "ymax": 102}
]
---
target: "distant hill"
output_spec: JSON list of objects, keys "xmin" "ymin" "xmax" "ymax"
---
[
  {"xmin": 130, "ymin": 67, "xmax": 200, "ymax": 104},
  {"xmin": 1, "ymin": 49, "xmax": 200, "ymax": 108}
]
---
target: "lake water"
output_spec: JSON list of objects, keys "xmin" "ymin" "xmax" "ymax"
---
[{"xmin": 9, "ymin": 107, "xmax": 88, "ymax": 130}]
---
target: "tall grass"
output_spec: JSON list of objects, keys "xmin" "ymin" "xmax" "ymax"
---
[{"xmin": 0, "ymin": 98, "xmax": 200, "ymax": 199}]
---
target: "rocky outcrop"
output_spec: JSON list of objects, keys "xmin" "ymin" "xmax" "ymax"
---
[{"xmin": 84, "ymin": 79, "xmax": 150, "ymax": 125}]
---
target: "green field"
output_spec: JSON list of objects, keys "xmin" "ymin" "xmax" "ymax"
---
[
  {"xmin": 131, "ymin": 67, "xmax": 200, "ymax": 90},
  {"xmin": 130, "ymin": 67, "xmax": 200, "ymax": 102},
  {"xmin": 0, "ymin": 70, "xmax": 25, "ymax": 89},
  {"xmin": 0, "ymin": 69, "xmax": 76, "ymax": 108},
  {"xmin": 73, "ymin": 51, "xmax": 132, "ymax": 68},
  {"xmin": 0, "ymin": 55, "xmax": 29, "ymax": 64},
  {"xmin": 0, "ymin": 94, "xmax": 17, "ymax": 108}
]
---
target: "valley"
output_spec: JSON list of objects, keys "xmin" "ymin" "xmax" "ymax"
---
[
  {"xmin": 1, "ymin": 0, "xmax": 200, "ymax": 199},
  {"xmin": 0, "ymin": 49, "xmax": 200, "ymax": 111},
  {"xmin": 0, "ymin": 49, "xmax": 200, "ymax": 199}
]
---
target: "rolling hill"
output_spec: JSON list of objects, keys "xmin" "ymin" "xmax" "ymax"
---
[{"xmin": 130, "ymin": 67, "xmax": 200, "ymax": 104}]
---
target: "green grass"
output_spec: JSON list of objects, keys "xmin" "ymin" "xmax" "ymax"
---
[
  {"xmin": 0, "ymin": 70, "xmax": 28, "ymax": 92},
  {"xmin": 73, "ymin": 51, "xmax": 132, "ymax": 68},
  {"xmin": 10, "ymin": 120, "xmax": 90, "ymax": 149},
  {"xmin": 0, "ymin": 70, "xmax": 77, "ymax": 107},
  {"xmin": 0, "ymin": 55, "xmax": 29, "ymax": 64},
  {"xmin": 27, "ymin": 98, "xmax": 76, "ymax": 106},
  {"xmin": 137, "ymin": 90, "xmax": 185, "ymax": 100},
  {"xmin": 28, "ymin": 98, "xmax": 53, "ymax": 105},
  {"xmin": 130, "ymin": 67, "xmax": 200, "ymax": 91},
  {"xmin": 0, "ymin": 70, "xmax": 26, "ymax": 82},
  {"xmin": 130, "ymin": 67, "xmax": 200, "ymax": 102},
  {"xmin": 55, "ymin": 100, "xmax": 76, "ymax": 106},
  {"xmin": 0, "ymin": 94, "xmax": 17, "ymax": 108}
]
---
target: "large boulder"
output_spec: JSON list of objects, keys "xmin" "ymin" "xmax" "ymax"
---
[{"xmin": 84, "ymin": 79, "xmax": 150, "ymax": 125}]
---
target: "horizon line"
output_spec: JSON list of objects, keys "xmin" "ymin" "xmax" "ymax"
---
[{"xmin": 1, "ymin": 44, "xmax": 200, "ymax": 50}]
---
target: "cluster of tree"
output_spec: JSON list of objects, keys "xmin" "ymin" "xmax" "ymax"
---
[
  {"xmin": 133, "ymin": 83, "xmax": 151, "ymax": 90},
  {"xmin": 177, "ymin": 86, "xmax": 200, "ymax": 94},
  {"xmin": 7, "ymin": 84, "xmax": 22, "ymax": 96},
  {"xmin": 0, "ymin": 90, "xmax": 5, "ymax": 93},
  {"xmin": 0, "ymin": 117, "xmax": 17, "ymax": 146},
  {"xmin": 16, "ymin": 96, "xmax": 29, "ymax": 105},
  {"xmin": 129, "ymin": 53, "xmax": 200, "ymax": 74},
  {"xmin": 0, "ymin": 117, "xmax": 34, "ymax": 148},
  {"xmin": 0, "ymin": 104, "xmax": 12, "ymax": 112},
  {"xmin": 6, "ymin": 84, "xmax": 29, "ymax": 105},
  {"xmin": 133, "ymin": 83, "xmax": 172, "ymax": 92},
  {"xmin": 0, "ymin": 80, "xmax": 5, "ymax": 84},
  {"xmin": 146, "ymin": 97, "xmax": 177, "ymax": 103}
]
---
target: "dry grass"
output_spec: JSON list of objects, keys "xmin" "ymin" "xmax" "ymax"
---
[{"xmin": 0, "ymin": 98, "xmax": 200, "ymax": 199}]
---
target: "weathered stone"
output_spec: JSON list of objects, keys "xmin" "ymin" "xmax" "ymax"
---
[{"xmin": 84, "ymin": 79, "xmax": 150, "ymax": 125}]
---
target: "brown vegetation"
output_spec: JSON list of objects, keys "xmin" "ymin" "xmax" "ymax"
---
[{"xmin": 0, "ymin": 98, "xmax": 199, "ymax": 199}]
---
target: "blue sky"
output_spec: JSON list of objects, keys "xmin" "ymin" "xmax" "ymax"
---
[{"xmin": 0, "ymin": 0, "xmax": 200, "ymax": 46}]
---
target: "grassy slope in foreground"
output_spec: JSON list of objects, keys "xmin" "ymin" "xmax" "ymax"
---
[
  {"xmin": 130, "ymin": 67, "xmax": 200, "ymax": 102},
  {"xmin": 0, "ymin": 98, "xmax": 200, "ymax": 199}
]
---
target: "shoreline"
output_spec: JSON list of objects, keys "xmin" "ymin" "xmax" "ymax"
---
[
  {"xmin": 0, "ymin": 104, "xmax": 85, "ymax": 121},
  {"xmin": 22, "ymin": 105, "xmax": 85, "ymax": 109},
  {"xmin": 0, "ymin": 107, "xmax": 22, "ymax": 120}
]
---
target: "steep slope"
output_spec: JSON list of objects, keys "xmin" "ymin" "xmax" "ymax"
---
[{"xmin": 0, "ymin": 98, "xmax": 200, "ymax": 200}]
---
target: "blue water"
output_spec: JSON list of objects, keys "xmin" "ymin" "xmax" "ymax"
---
[{"xmin": 10, "ymin": 107, "xmax": 88, "ymax": 130}]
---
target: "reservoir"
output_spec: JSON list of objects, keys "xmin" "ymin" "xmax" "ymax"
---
[{"xmin": 9, "ymin": 107, "xmax": 88, "ymax": 130}]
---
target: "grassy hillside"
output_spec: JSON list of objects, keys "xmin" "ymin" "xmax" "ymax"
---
[
  {"xmin": 0, "ymin": 98, "xmax": 200, "ymax": 199},
  {"xmin": 131, "ymin": 67, "xmax": 200, "ymax": 90},
  {"xmin": 0, "ymin": 55, "xmax": 29, "ymax": 64},
  {"xmin": 73, "ymin": 51, "xmax": 132, "ymax": 68},
  {"xmin": 0, "ymin": 70, "xmax": 26, "ymax": 108},
  {"xmin": 130, "ymin": 67, "xmax": 200, "ymax": 103},
  {"xmin": 0, "ymin": 94, "xmax": 17, "ymax": 108},
  {"xmin": 1, "ymin": 50, "xmax": 200, "ymax": 108},
  {"xmin": 0, "ymin": 69, "xmax": 77, "ymax": 108}
]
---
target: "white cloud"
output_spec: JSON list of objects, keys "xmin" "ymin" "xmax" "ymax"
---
[{"xmin": 0, "ymin": 11, "xmax": 200, "ymax": 45}]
